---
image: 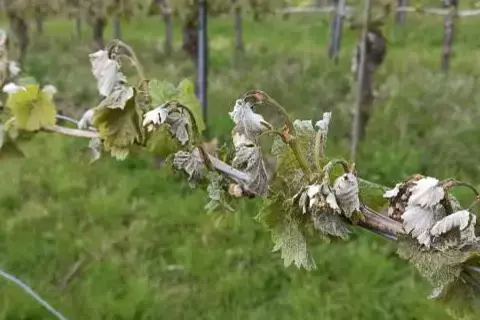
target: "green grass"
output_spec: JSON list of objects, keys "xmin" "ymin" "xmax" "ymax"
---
[{"xmin": 1, "ymin": 12, "xmax": 480, "ymax": 319}]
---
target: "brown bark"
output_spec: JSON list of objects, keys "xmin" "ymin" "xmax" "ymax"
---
[
  {"xmin": 182, "ymin": 17, "xmax": 198, "ymax": 62},
  {"xmin": 441, "ymin": 4, "xmax": 457, "ymax": 73}
]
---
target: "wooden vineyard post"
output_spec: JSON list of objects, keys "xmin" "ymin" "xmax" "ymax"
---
[{"xmin": 441, "ymin": 0, "xmax": 458, "ymax": 73}]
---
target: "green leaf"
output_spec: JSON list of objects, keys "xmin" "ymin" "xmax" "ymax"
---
[
  {"xmin": 148, "ymin": 79, "xmax": 205, "ymax": 133},
  {"xmin": 145, "ymin": 126, "xmax": 181, "ymax": 157},
  {"xmin": 5, "ymin": 84, "xmax": 57, "ymax": 131},
  {"xmin": 92, "ymin": 91, "xmax": 144, "ymax": 160}
]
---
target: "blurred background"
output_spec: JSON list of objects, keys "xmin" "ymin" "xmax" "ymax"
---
[{"xmin": 1, "ymin": 0, "xmax": 480, "ymax": 319}]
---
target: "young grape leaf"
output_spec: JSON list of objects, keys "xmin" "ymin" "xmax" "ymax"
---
[
  {"xmin": 92, "ymin": 92, "xmax": 144, "ymax": 160},
  {"xmin": 272, "ymin": 218, "xmax": 316, "ymax": 270},
  {"xmin": 5, "ymin": 84, "xmax": 57, "ymax": 131},
  {"xmin": 145, "ymin": 126, "xmax": 181, "ymax": 157},
  {"xmin": 89, "ymin": 50, "xmax": 125, "ymax": 96}
]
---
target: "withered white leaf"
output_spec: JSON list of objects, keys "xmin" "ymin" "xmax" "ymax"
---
[
  {"xmin": 232, "ymin": 133, "xmax": 268, "ymax": 196},
  {"xmin": 2, "ymin": 82, "xmax": 25, "ymax": 94},
  {"xmin": 98, "ymin": 86, "xmax": 134, "ymax": 109},
  {"xmin": 42, "ymin": 85, "xmax": 57, "ymax": 96},
  {"xmin": 8, "ymin": 61, "xmax": 21, "ymax": 77},
  {"xmin": 383, "ymin": 183, "xmax": 401, "ymax": 199},
  {"xmin": 333, "ymin": 173, "xmax": 360, "ymax": 218},
  {"xmin": 229, "ymin": 99, "xmax": 271, "ymax": 139},
  {"xmin": 143, "ymin": 104, "xmax": 169, "ymax": 132},
  {"xmin": 78, "ymin": 109, "xmax": 95, "ymax": 129},
  {"xmin": 402, "ymin": 204, "xmax": 446, "ymax": 247},
  {"xmin": 430, "ymin": 210, "xmax": 472, "ymax": 237},
  {"xmin": 173, "ymin": 148, "xmax": 205, "ymax": 180},
  {"xmin": 88, "ymin": 137, "xmax": 102, "ymax": 163},
  {"xmin": 89, "ymin": 50, "xmax": 125, "ymax": 97},
  {"xmin": 166, "ymin": 109, "xmax": 190, "ymax": 145},
  {"xmin": 314, "ymin": 112, "xmax": 331, "ymax": 134},
  {"xmin": 408, "ymin": 177, "xmax": 445, "ymax": 208},
  {"xmin": 292, "ymin": 120, "xmax": 315, "ymax": 136}
]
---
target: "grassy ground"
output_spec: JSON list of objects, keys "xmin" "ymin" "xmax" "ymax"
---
[{"xmin": 1, "ymin": 11, "xmax": 480, "ymax": 319}]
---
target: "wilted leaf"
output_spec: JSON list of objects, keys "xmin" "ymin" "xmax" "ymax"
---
[
  {"xmin": 5, "ymin": 84, "xmax": 57, "ymax": 131},
  {"xmin": 142, "ymin": 104, "xmax": 169, "ymax": 131},
  {"xmin": 333, "ymin": 173, "xmax": 360, "ymax": 218},
  {"xmin": 148, "ymin": 79, "xmax": 205, "ymax": 132},
  {"xmin": 430, "ymin": 210, "xmax": 473, "ymax": 236},
  {"xmin": 383, "ymin": 183, "xmax": 401, "ymax": 199},
  {"xmin": 89, "ymin": 50, "xmax": 125, "ymax": 96},
  {"xmin": 166, "ymin": 109, "xmax": 190, "ymax": 145},
  {"xmin": 93, "ymin": 92, "xmax": 144, "ymax": 160},
  {"xmin": 312, "ymin": 211, "xmax": 350, "ymax": 240},
  {"xmin": 88, "ymin": 137, "xmax": 102, "ymax": 163},
  {"xmin": 173, "ymin": 148, "xmax": 205, "ymax": 180},
  {"xmin": 232, "ymin": 133, "xmax": 268, "ymax": 196},
  {"xmin": 272, "ymin": 219, "xmax": 316, "ymax": 270},
  {"xmin": 204, "ymin": 172, "xmax": 234, "ymax": 213},
  {"xmin": 78, "ymin": 109, "xmax": 95, "ymax": 129},
  {"xmin": 408, "ymin": 177, "xmax": 445, "ymax": 208},
  {"xmin": 402, "ymin": 204, "xmax": 444, "ymax": 247},
  {"xmin": 229, "ymin": 99, "xmax": 271, "ymax": 139},
  {"xmin": 397, "ymin": 235, "xmax": 471, "ymax": 287},
  {"xmin": 98, "ymin": 86, "xmax": 134, "ymax": 109}
]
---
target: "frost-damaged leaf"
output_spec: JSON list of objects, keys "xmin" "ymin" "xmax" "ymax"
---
[
  {"xmin": 204, "ymin": 172, "xmax": 234, "ymax": 213},
  {"xmin": 408, "ymin": 177, "xmax": 445, "ymax": 208},
  {"xmin": 166, "ymin": 109, "xmax": 190, "ymax": 145},
  {"xmin": 78, "ymin": 109, "xmax": 95, "ymax": 129},
  {"xmin": 173, "ymin": 148, "xmax": 205, "ymax": 181},
  {"xmin": 88, "ymin": 137, "xmax": 102, "ymax": 163},
  {"xmin": 312, "ymin": 211, "xmax": 350, "ymax": 240},
  {"xmin": 232, "ymin": 132, "xmax": 269, "ymax": 196},
  {"xmin": 272, "ymin": 220, "xmax": 316, "ymax": 270},
  {"xmin": 333, "ymin": 173, "xmax": 360, "ymax": 218},
  {"xmin": 89, "ymin": 50, "xmax": 125, "ymax": 96},
  {"xmin": 98, "ymin": 86, "xmax": 134, "ymax": 109},
  {"xmin": 5, "ymin": 84, "xmax": 57, "ymax": 131},
  {"xmin": 383, "ymin": 183, "xmax": 401, "ymax": 199},
  {"xmin": 142, "ymin": 104, "xmax": 169, "ymax": 132},
  {"xmin": 93, "ymin": 92, "xmax": 144, "ymax": 160},
  {"xmin": 315, "ymin": 112, "xmax": 331, "ymax": 133},
  {"xmin": 229, "ymin": 99, "xmax": 271, "ymax": 139},
  {"xmin": 2, "ymin": 82, "xmax": 25, "ymax": 94},
  {"xmin": 402, "ymin": 204, "xmax": 445, "ymax": 248},
  {"xmin": 397, "ymin": 235, "xmax": 472, "ymax": 288},
  {"xmin": 430, "ymin": 210, "xmax": 472, "ymax": 237},
  {"xmin": 148, "ymin": 79, "xmax": 205, "ymax": 132}
]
